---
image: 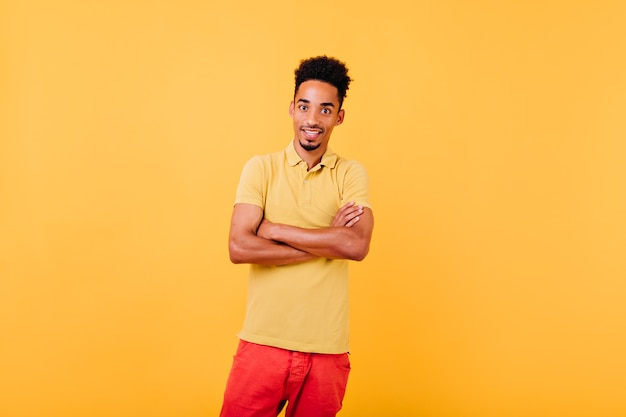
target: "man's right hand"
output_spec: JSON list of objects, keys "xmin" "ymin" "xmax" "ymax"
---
[{"xmin": 331, "ymin": 201, "xmax": 364, "ymax": 228}]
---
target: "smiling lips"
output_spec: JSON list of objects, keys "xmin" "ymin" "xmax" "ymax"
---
[{"xmin": 302, "ymin": 127, "xmax": 323, "ymax": 139}]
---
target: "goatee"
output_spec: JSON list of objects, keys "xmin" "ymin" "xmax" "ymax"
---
[{"xmin": 299, "ymin": 140, "xmax": 321, "ymax": 151}]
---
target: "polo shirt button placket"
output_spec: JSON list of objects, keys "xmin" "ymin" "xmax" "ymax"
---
[{"xmin": 300, "ymin": 174, "xmax": 312, "ymax": 207}]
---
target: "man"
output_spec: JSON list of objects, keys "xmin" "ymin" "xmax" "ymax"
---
[{"xmin": 220, "ymin": 56, "xmax": 374, "ymax": 417}]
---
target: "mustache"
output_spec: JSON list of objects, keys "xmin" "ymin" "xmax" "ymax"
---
[{"xmin": 301, "ymin": 124, "xmax": 324, "ymax": 131}]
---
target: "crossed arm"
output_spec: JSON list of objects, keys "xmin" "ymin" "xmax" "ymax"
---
[{"xmin": 228, "ymin": 202, "xmax": 374, "ymax": 266}]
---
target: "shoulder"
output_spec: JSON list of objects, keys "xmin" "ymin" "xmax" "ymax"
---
[
  {"xmin": 245, "ymin": 148, "xmax": 286, "ymax": 166},
  {"xmin": 334, "ymin": 156, "xmax": 369, "ymax": 178},
  {"xmin": 241, "ymin": 150, "xmax": 283, "ymax": 173}
]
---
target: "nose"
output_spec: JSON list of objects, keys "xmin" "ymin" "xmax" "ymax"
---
[{"xmin": 305, "ymin": 110, "xmax": 319, "ymax": 126}]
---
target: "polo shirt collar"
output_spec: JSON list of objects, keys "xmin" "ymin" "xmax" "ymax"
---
[{"xmin": 286, "ymin": 141, "xmax": 338, "ymax": 169}]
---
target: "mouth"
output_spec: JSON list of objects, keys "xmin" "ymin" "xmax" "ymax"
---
[{"xmin": 301, "ymin": 127, "xmax": 323, "ymax": 140}]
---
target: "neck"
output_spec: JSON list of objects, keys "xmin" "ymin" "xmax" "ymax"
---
[{"xmin": 293, "ymin": 139, "xmax": 325, "ymax": 170}]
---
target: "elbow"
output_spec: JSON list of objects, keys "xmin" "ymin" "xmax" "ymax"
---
[
  {"xmin": 341, "ymin": 242, "xmax": 370, "ymax": 262},
  {"xmin": 352, "ymin": 247, "xmax": 369, "ymax": 261},
  {"xmin": 336, "ymin": 227, "xmax": 372, "ymax": 261},
  {"xmin": 229, "ymin": 252, "xmax": 242, "ymax": 264},
  {"xmin": 229, "ymin": 241, "xmax": 246, "ymax": 264},
  {"xmin": 230, "ymin": 254, "xmax": 244, "ymax": 264}
]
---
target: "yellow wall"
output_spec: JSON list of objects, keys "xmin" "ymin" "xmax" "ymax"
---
[{"xmin": 2, "ymin": 1, "xmax": 625, "ymax": 416}]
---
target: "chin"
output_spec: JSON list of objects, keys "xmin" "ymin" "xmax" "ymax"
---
[{"xmin": 299, "ymin": 140, "xmax": 321, "ymax": 152}]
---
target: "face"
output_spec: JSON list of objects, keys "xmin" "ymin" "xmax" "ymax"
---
[{"xmin": 289, "ymin": 80, "xmax": 345, "ymax": 155}]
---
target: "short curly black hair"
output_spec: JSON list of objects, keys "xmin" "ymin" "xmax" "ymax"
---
[{"xmin": 294, "ymin": 56, "xmax": 352, "ymax": 108}]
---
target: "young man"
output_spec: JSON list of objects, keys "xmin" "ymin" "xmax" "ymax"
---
[{"xmin": 220, "ymin": 56, "xmax": 374, "ymax": 417}]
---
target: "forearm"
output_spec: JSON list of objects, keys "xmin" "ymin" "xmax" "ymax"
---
[
  {"xmin": 229, "ymin": 232, "xmax": 317, "ymax": 266},
  {"xmin": 228, "ymin": 202, "xmax": 371, "ymax": 265},
  {"xmin": 260, "ymin": 222, "xmax": 370, "ymax": 261}
]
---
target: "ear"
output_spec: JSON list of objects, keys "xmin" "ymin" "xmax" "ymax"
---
[
  {"xmin": 336, "ymin": 109, "xmax": 345, "ymax": 125},
  {"xmin": 289, "ymin": 101, "xmax": 295, "ymax": 117}
]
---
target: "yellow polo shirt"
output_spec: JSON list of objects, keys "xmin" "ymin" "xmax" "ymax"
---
[{"xmin": 234, "ymin": 141, "xmax": 371, "ymax": 354}]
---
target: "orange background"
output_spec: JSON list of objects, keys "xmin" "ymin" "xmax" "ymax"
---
[{"xmin": 2, "ymin": 1, "xmax": 625, "ymax": 416}]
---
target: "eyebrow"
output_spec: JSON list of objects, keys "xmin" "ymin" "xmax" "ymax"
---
[{"xmin": 297, "ymin": 99, "xmax": 335, "ymax": 108}]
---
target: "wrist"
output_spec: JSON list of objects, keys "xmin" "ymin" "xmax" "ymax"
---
[
  {"xmin": 258, "ymin": 220, "xmax": 278, "ymax": 241},
  {"xmin": 268, "ymin": 222, "xmax": 282, "ymax": 242}
]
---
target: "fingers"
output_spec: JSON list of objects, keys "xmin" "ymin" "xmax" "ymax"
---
[
  {"xmin": 343, "ymin": 205, "xmax": 362, "ymax": 227},
  {"xmin": 330, "ymin": 203, "xmax": 351, "ymax": 227},
  {"xmin": 331, "ymin": 201, "xmax": 363, "ymax": 228},
  {"xmin": 344, "ymin": 215, "xmax": 360, "ymax": 227}
]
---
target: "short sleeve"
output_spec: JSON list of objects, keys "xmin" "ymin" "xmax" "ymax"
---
[
  {"xmin": 234, "ymin": 156, "xmax": 266, "ymax": 208},
  {"xmin": 341, "ymin": 160, "xmax": 371, "ymax": 210}
]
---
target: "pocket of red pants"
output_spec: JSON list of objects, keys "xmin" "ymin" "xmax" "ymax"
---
[{"xmin": 334, "ymin": 352, "xmax": 351, "ymax": 371}]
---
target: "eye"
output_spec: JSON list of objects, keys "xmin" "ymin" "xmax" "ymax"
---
[
  {"xmin": 321, "ymin": 108, "xmax": 331, "ymax": 114},
  {"xmin": 299, "ymin": 105, "xmax": 308, "ymax": 111}
]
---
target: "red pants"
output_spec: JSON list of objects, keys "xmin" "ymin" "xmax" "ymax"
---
[{"xmin": 220, "ymin": 340, "xmax": 351, "ymax": 417}]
